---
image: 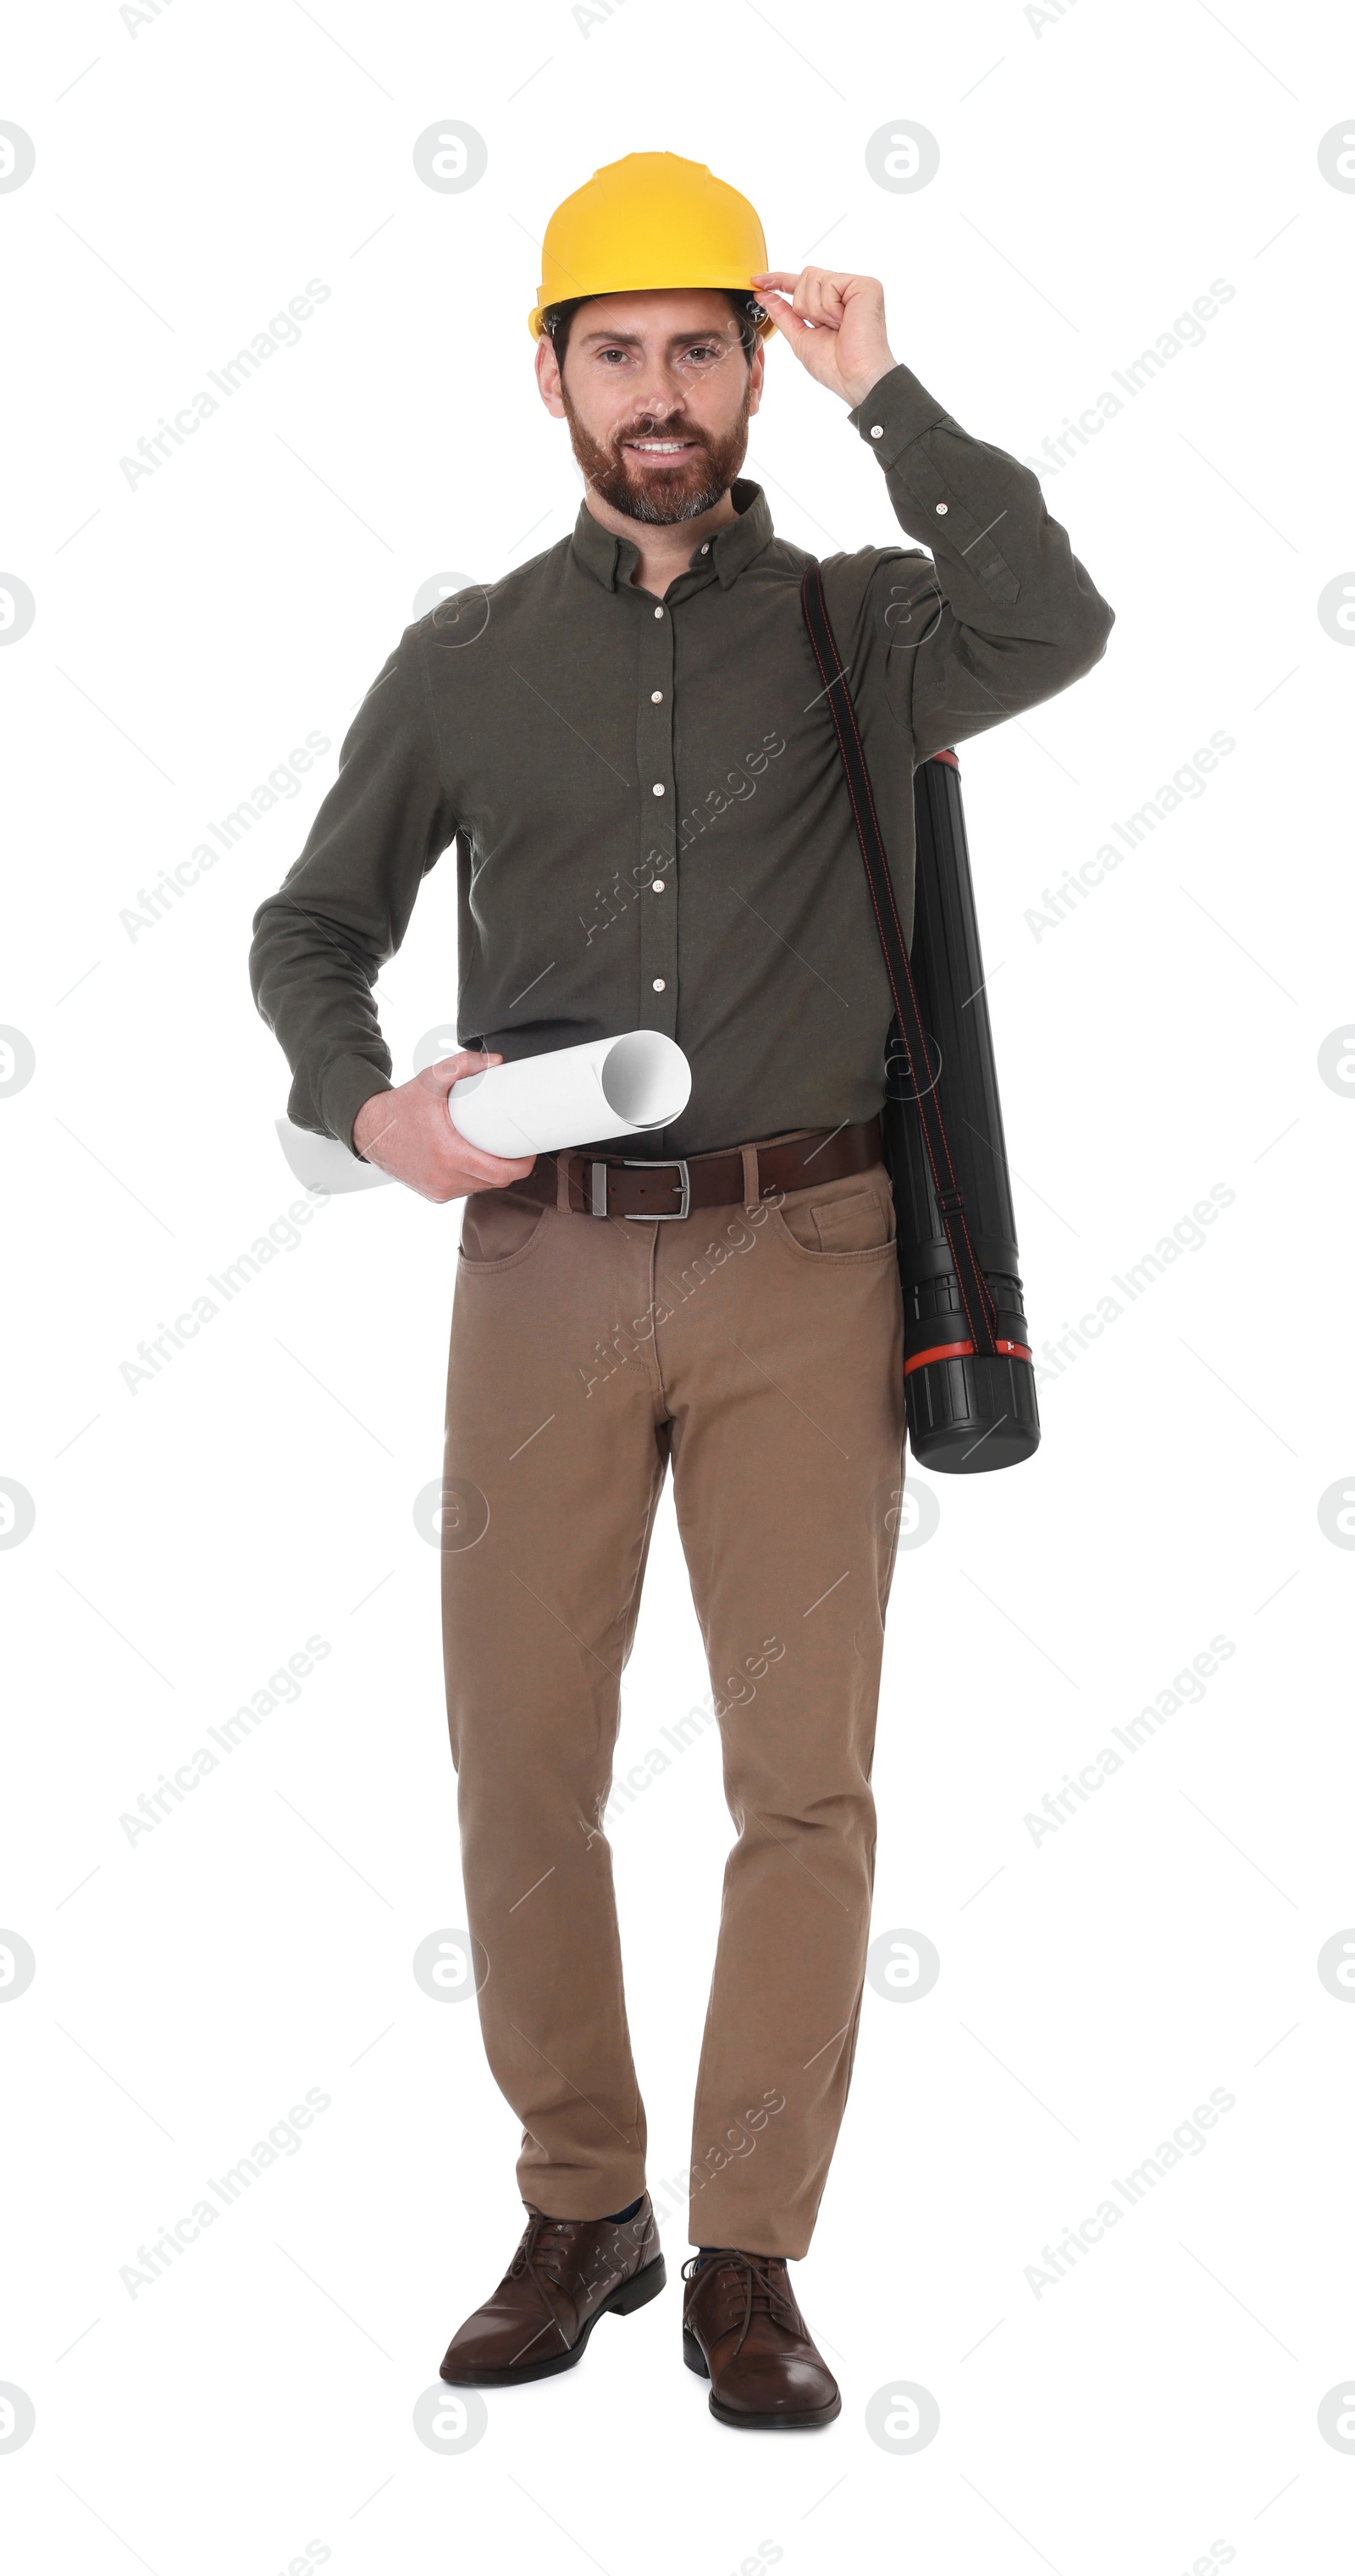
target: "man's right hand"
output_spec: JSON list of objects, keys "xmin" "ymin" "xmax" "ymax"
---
[{"xmin": 351, "ymin": 1053, "xmax": 536, "ymax": 1204}]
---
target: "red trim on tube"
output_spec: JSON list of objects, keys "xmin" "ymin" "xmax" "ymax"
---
[{"xmin": 904, "ymin": 1336, "xmax": 1031, "ymax": 1376}]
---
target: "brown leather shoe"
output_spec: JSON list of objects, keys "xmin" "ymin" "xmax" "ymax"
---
[
  {"xmin": 681, "ymin": 2250, "xmax": 841, "ymax": 2429},
  {"xmin": 440, "ymin": 2197, "xmax": 665, "ymax": 2385}
]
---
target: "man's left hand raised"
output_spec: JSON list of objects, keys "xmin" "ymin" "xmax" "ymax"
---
[{"xmin": 750, "ymin": 268, "xmax": 898, "ymax": 409}]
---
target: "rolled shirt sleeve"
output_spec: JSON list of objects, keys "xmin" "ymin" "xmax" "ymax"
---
[
  {"xmin": 248, "ymin": 626, "xmax": 457, "ymax": 1153},
  {"xmin": 846, "ymin": 361, "xmax": 1115, "ymax": 765}
]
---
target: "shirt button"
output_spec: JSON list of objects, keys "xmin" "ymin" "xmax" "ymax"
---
[
  {"xmin": 651, "ymin": 689, "xmax": 663, "ymax": 702},
  {"xmin": 870, "ymin": 424, "xmax": 883, "ymax": 439},
  {"xmin": 652, "ymin": 977, "xmax": 666, "ymax": 991},
  {"xmin": 936, "ymin": 501, "xmax": 948, "ymax": 514},
  {"xmin": 700, "ymin": 542, "xmax": 710, "ymax": 554},
  {"xmin": 651, "ymin": 879, "xmax": 666, "ymax": 893},
  {"xmin": 652, "ymin": 782, "xmax": 665, "ymax": 796},
  {"xmin": 654, "ymin": 605, "xmax": 664, "ymax": 618}
]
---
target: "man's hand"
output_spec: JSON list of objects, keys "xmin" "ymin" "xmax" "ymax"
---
[
  {"xmin": 351, "ymin": 1052, "xmax": 536, "ymax": 1205},
  {"xmin": 750, "ymin": 268, "xmax": 897, "ymax": 411}
]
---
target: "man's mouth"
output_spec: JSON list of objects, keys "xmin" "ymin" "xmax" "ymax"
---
[{"xmin": 622, "ymin": 435, "xmax": 700, "ymax": 461}]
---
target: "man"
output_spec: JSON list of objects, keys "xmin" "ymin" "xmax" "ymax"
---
[{"xmin": 250, "ymin": 150, "xmax": 1113, "ymax": 2430}]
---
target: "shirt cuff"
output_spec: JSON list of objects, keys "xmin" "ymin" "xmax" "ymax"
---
[
  {"xmin": 847, "ymin": 362, "xmax": 952, "ymax": 471},
  {"xmin": 317, "ymin": 1055, "xmax": 393, "ymax": 1158}
]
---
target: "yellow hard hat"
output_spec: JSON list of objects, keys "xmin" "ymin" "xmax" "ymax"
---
[{"xmin": 528, "ymin": 151, "xmax": 773, "ymax": 340}]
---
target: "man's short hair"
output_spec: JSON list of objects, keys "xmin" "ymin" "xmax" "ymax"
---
[{"xmin": 540, "ymin": 290, "xmax": 763, "ymax": 367}]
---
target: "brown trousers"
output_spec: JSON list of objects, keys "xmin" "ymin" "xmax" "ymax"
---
[{"xmin": 441, "ymin": 1147, "xmax": 906, "ymax": 2259}]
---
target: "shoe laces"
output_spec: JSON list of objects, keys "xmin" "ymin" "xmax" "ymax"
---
[
  {"xmin": 509, "ymin": 2213, "xmax": 578, "ymax": 2298},
  {"xmin": 682, "ymin": 2249, "xmax": 799, "ymax": 2358}
]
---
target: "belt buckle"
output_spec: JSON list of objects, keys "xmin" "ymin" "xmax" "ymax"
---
[{"xmin": 619, "ymin": 1155, "xmax": 690, "ymax": 1221}]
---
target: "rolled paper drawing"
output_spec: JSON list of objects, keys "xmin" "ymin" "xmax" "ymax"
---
[
  {"xmin": 446, "ymin": 1030, "xmax": 691, "ymax": 1158},
  {"xmin": 274, "ymin": 1031, "xmax": 692, "ymax": 1194}
]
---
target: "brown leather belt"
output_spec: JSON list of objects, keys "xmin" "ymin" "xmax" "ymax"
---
[{"xmin": 508, "ymin": 1116, "xmax": 884, "ymax": 1222}]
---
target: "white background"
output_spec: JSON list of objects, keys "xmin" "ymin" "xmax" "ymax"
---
[{"xmin": 3, "ymin": 3, "xmax": 1352, "ymax": 2570}]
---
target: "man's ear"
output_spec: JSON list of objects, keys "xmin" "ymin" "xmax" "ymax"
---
[
  {"xmin": 747, "ymin": 340, "xmax": 766, "ymax": 421},
  {"xmin": 536, "ymin": 334, "xmax": 567, "ymax": 421}
]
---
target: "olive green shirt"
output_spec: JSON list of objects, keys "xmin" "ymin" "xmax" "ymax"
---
[{"xmin": 249, "ymin": 360, "xmax": 1113, "ymax": 1159}]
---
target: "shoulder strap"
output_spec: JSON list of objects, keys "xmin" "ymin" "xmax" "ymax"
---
[{"xmin": 800, "ymin": 560, "xmax": 998, "ymax": 1356}]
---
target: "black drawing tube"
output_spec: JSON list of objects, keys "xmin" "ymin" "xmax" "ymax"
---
[{"xmin": 886, "ymin": 751, "xmax": 1042, "ymax": 1473}]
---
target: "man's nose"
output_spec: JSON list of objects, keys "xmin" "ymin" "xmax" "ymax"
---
[{"xmin": 628, "ymin": 357, "xmax": 689, "ymax": 417}]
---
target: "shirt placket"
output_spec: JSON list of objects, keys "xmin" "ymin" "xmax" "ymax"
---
[{"xmin": 634, "ymin": 591, "xmax": 678, "ymax": 1036}]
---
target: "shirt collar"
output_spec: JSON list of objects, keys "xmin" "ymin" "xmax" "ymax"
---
[{"xmin": 570, "ymin": 478, "xmax": 774, "ymax": 595}]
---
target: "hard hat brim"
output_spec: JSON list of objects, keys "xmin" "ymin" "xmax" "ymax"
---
[{"xmin": 528, "ymin": 281, "xmax": 774, "ymax": 341}]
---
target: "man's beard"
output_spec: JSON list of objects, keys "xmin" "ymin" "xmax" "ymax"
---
[{"xmin": 560, "ymin": 383, "xmax": 752, "ymax": 526}]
